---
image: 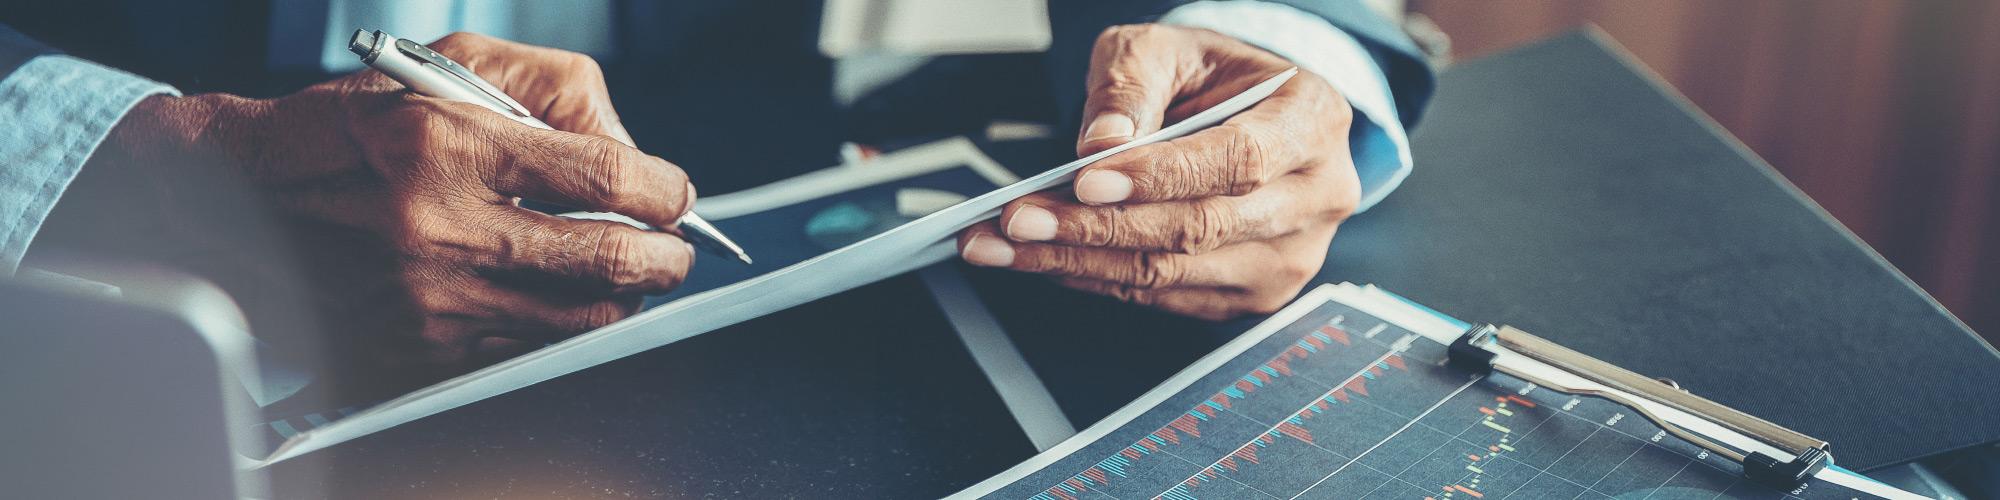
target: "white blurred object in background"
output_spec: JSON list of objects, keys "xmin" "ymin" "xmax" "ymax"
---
[
  {"xmin": 821, "ymin": 0, "xmax": 1052, "ymax": 104},
  {"xmin": 819, "ymin": 0, "xmax": 1051, "ymax": 58}
]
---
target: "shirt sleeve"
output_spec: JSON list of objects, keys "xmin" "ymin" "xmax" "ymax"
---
[
  {"xmin": 1159, "ymin": 0, "xmax": 1413, "ymax": 213},
  {"xmin": 0, "ymin": 55, "xmax": 178, "ymax": 275}
]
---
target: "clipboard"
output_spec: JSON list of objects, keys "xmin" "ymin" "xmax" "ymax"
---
[
  {"xmin": 949, "ymin": 283, "xmax": 1922, "ymax": 499},
  {"xmin": 1446, "ymin": 324, "xmax": 1833, "ymax": 489}
]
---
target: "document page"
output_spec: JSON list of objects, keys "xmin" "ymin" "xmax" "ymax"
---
[
  {"xmin": 946, "ymin": 283, "xmax": 1923, "ymax": 500},
  {"xmin": 253, "ymin": 68, "xmax": 1300, "ymax": 465}
]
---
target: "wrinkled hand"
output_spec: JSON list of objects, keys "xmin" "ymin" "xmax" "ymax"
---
[
  {"xmin": 46, "ymin": 33, "xmax": 693, "ymax": 382},
  {"xmin": 957, "ymin": 24, "xmax": 1357, "ymax": 320}
]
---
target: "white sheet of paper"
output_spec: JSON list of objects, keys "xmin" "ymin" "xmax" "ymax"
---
[{"xmin": 254, "ymin": 68, "xmax": 1297, "ymax": 466}]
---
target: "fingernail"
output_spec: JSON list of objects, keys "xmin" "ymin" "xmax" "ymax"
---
[
  {"xmin": 961, "ymin": 234, "xmax": 1015, "ymax": 267},
  {"xmin": 1083, "ymin": 114, "xmax": 1135, "ymax": 144},
  {"xmin": 1075, "ymin": 170, "xmax": 1133, "ymax": 204},
  {"xmin": 1006, "ymin": 205, "xmax": 1058, "ymax": 241}
]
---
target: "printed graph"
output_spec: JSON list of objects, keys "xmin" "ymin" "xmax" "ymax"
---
[{"xmin": 986, "ymin": 302, "xmax": 1892, "ymax": 500}]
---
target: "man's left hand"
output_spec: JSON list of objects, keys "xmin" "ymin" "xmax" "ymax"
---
[{"xmin": 956, "ymin": 24, "xmax": 1358, "ymax": 320}]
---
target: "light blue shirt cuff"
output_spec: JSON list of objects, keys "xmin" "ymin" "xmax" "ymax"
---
[
  {"xmin": 0, "ymin": 55, "xmax": 177, "ymax": 275},
  {"xmin": 1160, "ymin": 0, "xmax": 1413, "ymax": 213}
]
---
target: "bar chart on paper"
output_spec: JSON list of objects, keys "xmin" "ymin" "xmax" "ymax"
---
[{"xmin": 960, "ymin": 295, "xmax": 1904, "ymax": 500}]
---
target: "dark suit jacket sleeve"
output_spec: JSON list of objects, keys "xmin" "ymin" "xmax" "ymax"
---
[
  {"xmin": 0, "ymin": 23, "xmax": 57, "ymax": 81},
  {"xmin": 1044, "ymin": 0, "xmax": 1434, "ymax": 133}
]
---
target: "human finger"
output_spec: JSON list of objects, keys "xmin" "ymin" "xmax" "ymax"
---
[
  {"xmin": 999, "ymin": 181, "xmax": 1321, "ymax": 253},
  {"xmin": 487, "ymin": 126, "xmax": 695, "ymax": 229},
  {"xmin": 1071, "ymin": 102, "xmax": 1315, "ymax": 205},
  {"xmin": 486, "ymin": 210, "xmax": 695, "ymax": 295},
  {"xmin": 478, "ymin": 290, "xmax": 644, "ymax": 342},
  {"xmin": 1076, "ymin": 24, "xmax": 1196, "ymax": 157},
  {"xmin": 957, "ymin": 222, "xmax": 1243, "ymax": 288}
]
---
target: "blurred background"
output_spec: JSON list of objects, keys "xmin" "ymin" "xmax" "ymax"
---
[{"xmin": 1406, "ymin": 0, "xmax": 2000, "ymax": 342}]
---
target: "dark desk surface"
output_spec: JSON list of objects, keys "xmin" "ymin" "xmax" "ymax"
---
[
  {"xmin": 271, "ymin": 31, "xmax": 2000, "ymax": 498},
  {"xmin": 1329, "ymin": 30, "xmax": 2000, "ymax": 470}
]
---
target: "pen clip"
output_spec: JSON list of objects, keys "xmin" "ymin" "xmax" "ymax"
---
[{"xmin": 393, "ymin": 37, "xmax": 537, "ymax": 120}]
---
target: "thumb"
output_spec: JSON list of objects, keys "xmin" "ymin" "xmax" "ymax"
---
[{"xmin": 1077, "ymin": 26, "xmax": 1184, "ymax": 157}]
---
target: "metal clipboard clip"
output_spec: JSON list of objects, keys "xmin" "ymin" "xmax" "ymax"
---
[{"xmin": 1445, "ymin": 324, "xmax": 1833, "ymax": 489}]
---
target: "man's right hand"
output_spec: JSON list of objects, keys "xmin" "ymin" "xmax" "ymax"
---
[{"xmin": 40, "ymin": 33, "xmax": 693, "ymax": 383}]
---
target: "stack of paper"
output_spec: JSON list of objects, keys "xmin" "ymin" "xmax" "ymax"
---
[{"xmin": 250, "ymin": 68, "xmax": 1301, "ymax": 466}]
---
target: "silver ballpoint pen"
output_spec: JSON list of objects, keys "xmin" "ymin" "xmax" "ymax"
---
[{"xmin": 347, "ymin": 29, "xmax": 753, "ymax": 265}]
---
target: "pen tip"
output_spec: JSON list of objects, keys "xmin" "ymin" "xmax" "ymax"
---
[{"xmin": 737, "ymin": 254, "xmax": 754, "ymax": 265}]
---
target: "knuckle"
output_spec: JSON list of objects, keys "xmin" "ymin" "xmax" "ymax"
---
[
  {"xmin": 1089, "ymin": 24, "xmax": 1166, "ymax": 90},
  {"xmin": 1100, "ymin": 282, "xmax": 1149, "ymax": 305},
  {"xmin": 1093, "ymin": 27, "xmax": 1119, "ymax": 47},
  {"xmin": 588, "ymin": 227, "xmax": 647, "ymax": 288},
  {"xmin": 565, "ymin": 51, "xmax": 604, "ymax": 74},
  {"xmin": 1130, "ymin": 253, "xmax": 1177, "ymax": 289},
  {"xmin": 1088, "ymin": 83, "xmax": 1152, "ymax": 119},
  {"xmin": 1075, "ymin": 206, "xmax": 1122, "ymax": 247},
  {"xmin": 490, "ymin": 224, "xmax": 526, "ymax": 267},
  {"xmin": 1096, "ymin": 24, "xmax": 1144, "ymax": 46},
  {"xmin": 387, "ymin": 103, "xmax": 479, "ymax": 172},
  {"xmin": 1097, "ymin": 85, "xmax": 1148, "ymax": 107},
  {"xmin": 1222, "ymin": 125, "xmax": 1270, "ymax": 195},
  {"xmin": 574, "ymin": 303, "xmax": 625, "ymax": 331},
  {"xmin": 1118, "ymin": 286, "xmax": 1153, "ymax": 306},
  {"xmin": 584, "ymin": 142, "xmax": 640, "ymax": 207},
  {"xmin": 388, "ymin": 202, "xmax": 446, "ymax": 253},
  {"xmin": 1046, "ymin": 249, "xmax": 1090, "ymax": 277},
  {"xmin": 1114, "ymin": 23, "xmax": 1169, "ymax": 42},
  {"xmin": 1161, "ymin": 146, "xmax": 1204, "ymax": 199},
  {"xmin": 1175, "ymin": 203, "xmax": 1230, "ymax": 254}
]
